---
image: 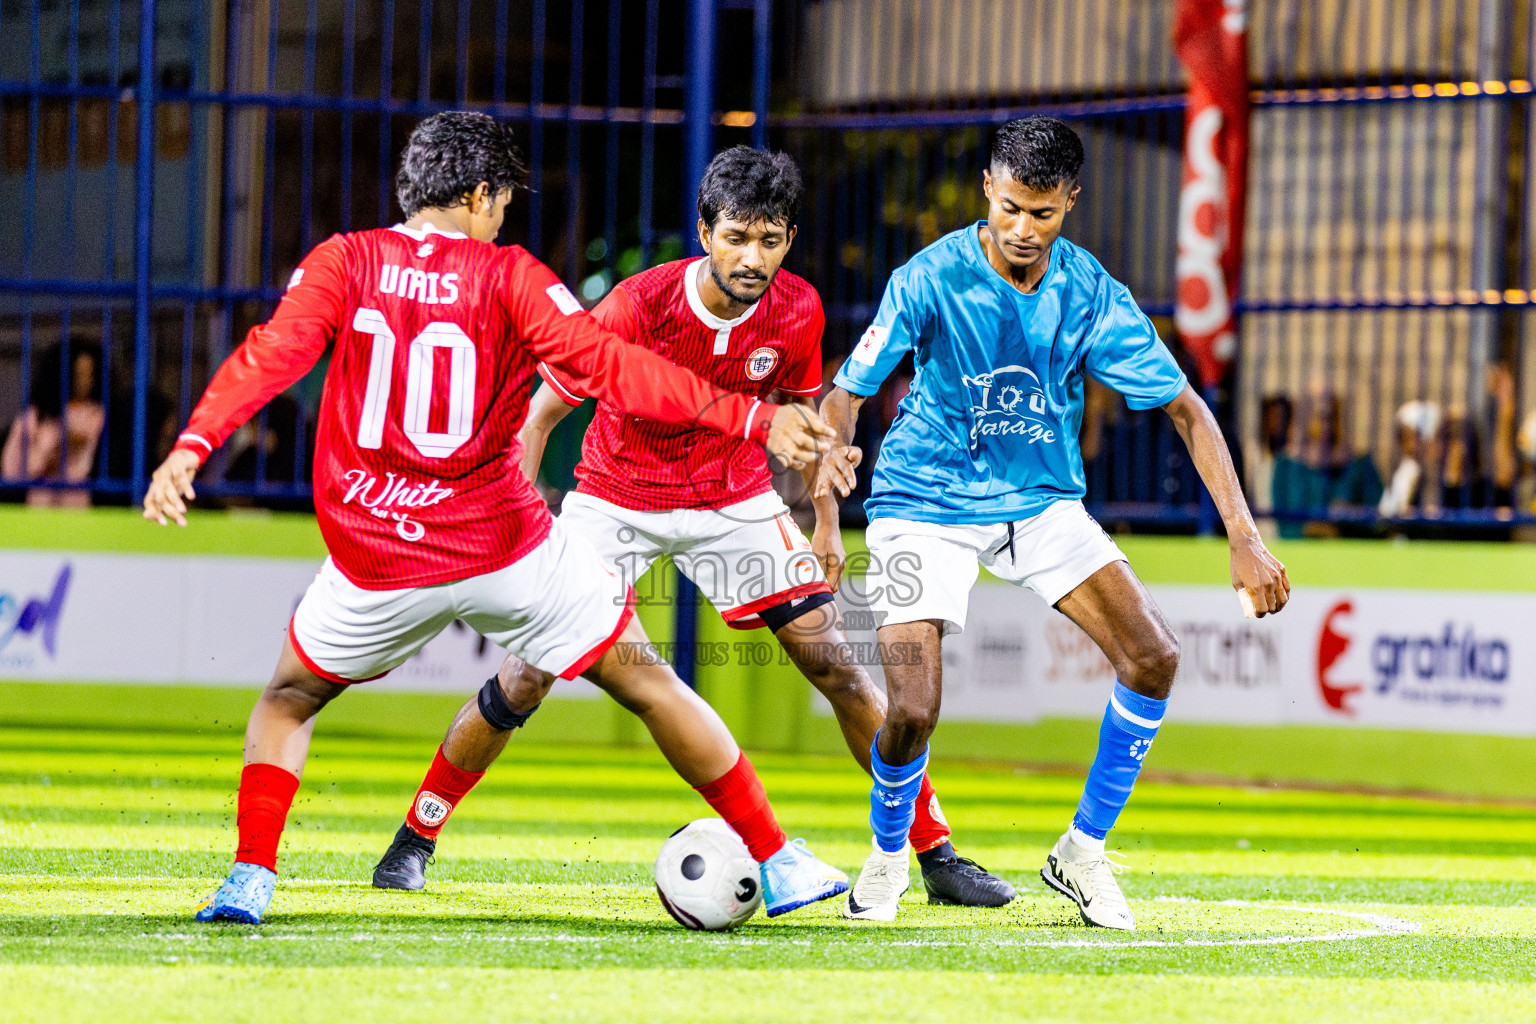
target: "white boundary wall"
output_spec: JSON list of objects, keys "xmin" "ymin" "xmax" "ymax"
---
[{"xmin": 4, "ymin": 549, "xmax": 1531, "ymax": 734}]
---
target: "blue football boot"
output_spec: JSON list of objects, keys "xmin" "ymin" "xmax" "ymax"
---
[
  {"xmin": 194, "ymin": 862, "xmax": 277, "ymax": 924},
  {"xmin": 760, "ymin": 838, "xmax": 849, "ymax": 918}
]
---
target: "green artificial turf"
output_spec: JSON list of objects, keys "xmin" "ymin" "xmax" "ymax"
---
[{"xmin": 3, "ymin": 687, "xmax": 1536, "ymax": 1023}]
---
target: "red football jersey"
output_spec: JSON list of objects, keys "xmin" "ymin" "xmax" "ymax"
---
[
  {"xmin": 537, "ymin": 257, "xmax": 824, "ymax": 510},
  {"xmin": 172, "ymin": 225, "xmax": 778, "ymax": 589}
]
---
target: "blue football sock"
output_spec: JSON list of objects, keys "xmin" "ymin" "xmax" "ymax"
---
[
  {"xmin": 1072, "ymin": 681, "xmax": 1166, "ymax": 841},
  {"xmin": 869, "ymin": 734, "xmax": 928, "ymax": 854}
]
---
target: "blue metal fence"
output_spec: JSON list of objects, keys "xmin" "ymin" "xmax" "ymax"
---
[
  {"xmin": 0, "ymin": 0, "xmax": 767, "ymax": 507},
  {"xmin": 767, "ymin": 0, "xmax": 1536, "ymax": 533},
  {"xmin": 1, "ymin": 0, "xmax": 1532, "ymax": 535}
]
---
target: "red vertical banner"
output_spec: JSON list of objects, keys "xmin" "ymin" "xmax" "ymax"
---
[{"xmin": 1173, "ymin": 0, "xmax": 1249, "ymax": 388}]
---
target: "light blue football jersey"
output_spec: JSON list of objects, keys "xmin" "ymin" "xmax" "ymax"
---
[{"xmin": 833, "ymin": 222, "xmax": 1187, "ymax": 525}]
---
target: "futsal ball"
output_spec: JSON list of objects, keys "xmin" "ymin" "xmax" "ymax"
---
[{"xmin": 653, "ymin": 818, "xmax": 762, "ymax": 931}]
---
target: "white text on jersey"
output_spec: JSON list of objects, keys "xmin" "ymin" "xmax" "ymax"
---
[{"xmin": 379, "ymin": 264, "xmax": 460, "ymax": 305}]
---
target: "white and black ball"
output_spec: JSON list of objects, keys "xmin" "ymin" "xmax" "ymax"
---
[{"xmin": 653, "ymin": 818, "xmax": 762, "ymax": 931}]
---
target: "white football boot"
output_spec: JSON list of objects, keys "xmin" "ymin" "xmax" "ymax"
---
[
  {"xmin": 843, "ymin": 837, "xmax": 910, "ymax": 921},
  {"xmin": 1040, "ymin": 831, "xmax": 1135, "ymax": 930}
]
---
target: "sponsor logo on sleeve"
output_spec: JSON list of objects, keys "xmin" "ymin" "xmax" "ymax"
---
[
  {"xmin": 286, "ymin": 268, "xmax": 304, "ymax": 290},
  {"xmin": 546, "ymin": 283, "xmax": 583, "ymax": 316},
  {"xmin": 851, "ymin": 325, "xmax": 888, "ymax": 366}
]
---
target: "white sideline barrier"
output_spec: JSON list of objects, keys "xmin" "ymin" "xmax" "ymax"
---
[
  {"xmin": 831, "ymin": 579, "xmax": 1534, "ymax": 736},
  {"xmin": 3, "ymin": 549, "xmax": 1531, "ymax": 734},
  {"xmin": 0, "ymin": 551, "xmax": 602, "ymax": 699}
]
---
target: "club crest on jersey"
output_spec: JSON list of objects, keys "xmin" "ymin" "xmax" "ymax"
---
[
  {"xmin": 744, "ymin": 347, "xmax": 779, "ymax": 381},
  {"xmin": 960, "ymin": 365, "xmax": 1057, "ymax": 455}
]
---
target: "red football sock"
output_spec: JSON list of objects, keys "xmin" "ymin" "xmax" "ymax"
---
[
  {"xmin": 908, "ymin": 773, "xmax": 952, "ymax": 853},
  {"xmin": 235, "ymin": 763, "xmax": 301, "ymax": 873},
  {"xmin": 404, "ymin": 746, "xmax": 486, "ymax": 840},
  {"xmin": 694, "ymin": 752, "xmax": 787, "ymax": 862}
]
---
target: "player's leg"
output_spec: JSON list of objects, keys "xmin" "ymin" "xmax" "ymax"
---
[
  {"xmin": 1039, "ymin": 559, "xmax": 1178, "ymax": 930},
  {"xmin": 374, "ymin": 496, "xmax": 666, "ymax": 889},
  {"xmin": 578, "ymin": 614, "xmax": 849, "ymax": 916},
  {"xmin": 198, "ymin": 561, "xmax": 455, "ymax": 923},
  {"xmin": 769, "ymin": 597, "xmax": 1014, "ymax": 907},
  {"xmin": 842, "ymin": 519, "xmax": 987, "ymax": 921},
  {"xmin": 196, "ymin": 637, "xmax": 349, "ymax": 924},
  {"xmin": 987, "ymin": 500, "xmax": 1178, "ymax": 930},
  {"xmin": 372, "ymin": 656, "xmax": 553, "ymax": 889},
  {"xmin": 391, "ymin": 518, "xmax": 847, "ymax": 915}
]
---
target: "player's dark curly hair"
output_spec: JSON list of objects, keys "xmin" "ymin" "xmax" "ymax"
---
[
  {"xmin": 697, "ymin": 146, "xmax": 803, "ymax": 230},
  {"xmin": 990, "ymin": 116, "xmax": 1084, "ymax": 192},
  {"xmin": 394, "ymin": 111, "xmax": 529, "ymax": 218}
]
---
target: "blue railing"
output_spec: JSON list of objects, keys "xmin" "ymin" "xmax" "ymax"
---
[{"xmin": 0, "ymin": 0, "xmax": 1532, "ymax": 535}]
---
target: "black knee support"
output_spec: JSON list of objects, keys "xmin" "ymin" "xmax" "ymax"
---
[{"xmin": 478, "ymin": 676, "xmax": 541, "ymax": 731}]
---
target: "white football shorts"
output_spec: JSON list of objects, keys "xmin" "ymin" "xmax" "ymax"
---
[
  {"xmin": 288, "ymin": 517, "xmax": 635, "ymax": 683},
  {"xmin": 857, "ymin": 499, "xmax": 1126, "ymax": 635},
  {"xmin": 558, "ymin": 489, "xmax": 832, "ymax": 630}
]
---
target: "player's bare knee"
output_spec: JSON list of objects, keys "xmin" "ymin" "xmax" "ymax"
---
[
  {"xmin": 1123, "ymin": 633, "xmax": 1180, "ymax": 700},
  {"xmin": 260, "ymin": 672, "xmax": 338, "ymax": 720},
  {"xmin": 804, "ymin": 661, "xmax": 873, "ymax": 710},
  {"xmin": 884, "ymin": 699, "xmax": 939, "ymax": 753},
  {"xmin": 496, "ymin": 656, "xmax": 553, "ymax": 714}
]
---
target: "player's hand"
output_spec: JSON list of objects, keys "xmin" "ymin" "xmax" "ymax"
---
[
  {"xmin": 1230, "ymin": 531, "xmax": 1289, "ymax": 617},
  {"xmin": 813, "ymin": 443, "xmax": 862, "ymax": 500},
  {"xmin": 142, "ymin": 448, "xmax": 202, "ymax": 527},
  {"xmin": 765, "ymin": 404, "xmax": 834, "ymax": 472},
  {"xmin": 812, "ymin": 519, "xmax": 848, "ymax": 591}
]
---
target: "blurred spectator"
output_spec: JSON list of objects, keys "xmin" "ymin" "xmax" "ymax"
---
[
  {"xmin": 224, "ymin": 394, "xmax": 313, "ymax": 511},
  {"xmin": 2, "ymin": 339, "xmax": 105, "ymax": 507},
  {"xmin": 1250, "ymin": 394, "xmax": 1292, "ymax": 515},
  {"xmin": 1439, "ymin": 407, "xmax": 1483, "ymax": 511},
  {"xmin": 1273, "ymin": 389, "xmax": 1383, "ymax": 537},
  {"xmin": 1378, "ymin": 400, "xmax": 1441, "ymax": 519},
  {"xmin": 1487, "ymin": 364, "xmax": 1519, "ymax": 517}
]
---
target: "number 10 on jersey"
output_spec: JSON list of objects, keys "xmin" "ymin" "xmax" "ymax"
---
[{"xmin": 352, "ymin": 307, "xmax": 478, "ymax": 459}]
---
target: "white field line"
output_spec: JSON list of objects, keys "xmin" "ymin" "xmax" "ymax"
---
[
  {"xmin": 871, "ymin": 898, "xmax": 1421, "ymax": 950},
  {"xmin": 130, "ymin": 897, "xmax": 1423, "ymax": 950}
]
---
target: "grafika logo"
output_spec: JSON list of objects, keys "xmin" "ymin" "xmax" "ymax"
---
[
  {"xmin": 1317, "ymin": 598, "xmax": 1511, "ymax": 716},
  {"xmin": 1316, "ymin": 600, "xmax": 1362, "ymax": 715},
  {"xmin": 0, "ymin": 563, "xmax": 71, "ymax": 659},
  {"xmin": 960, "ymin": 365, "xmax": 1056, "ymax": 455}
]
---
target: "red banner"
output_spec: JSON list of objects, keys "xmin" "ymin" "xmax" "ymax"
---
[{"xmin": 1173, "ymin": 0, "xmax": 1249, "ymax": 388}]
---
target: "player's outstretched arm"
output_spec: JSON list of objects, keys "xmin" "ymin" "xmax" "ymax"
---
[
  {"xmin": 813, "ymin": 386, "xmax": 865, "ymax": 502},
  {"xmin": 142, "ymin": 448, "xmax": 202, "ymax": 526},
  {"xmin": 141, "ymin": 238, "xmax": 345, "ymax": 527},
  {"xmin": 782, "ymin": 395, "xmax": 847, "ymax": 589},
  {"xmin": 517, "ymin": 379, "xmax": 578, "ymax": 485},
  {"xmin": 1163, "ymin": 384, "xmax": 1290, "ymax": 616},
  {"xmin": 808, "ymin": 386, "xmax": 867, "ymax": 589},
  {"xmin": 507, "ymin": 255, "xmax": 832, "ymax": 470}
]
